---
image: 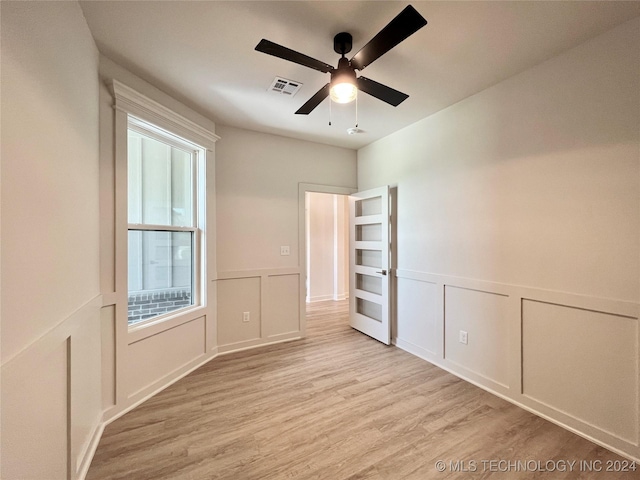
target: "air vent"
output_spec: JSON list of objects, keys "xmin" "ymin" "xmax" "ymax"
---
[{"xmin": 268, "ymin": 77, "xmax": 302, "ymax": 97}]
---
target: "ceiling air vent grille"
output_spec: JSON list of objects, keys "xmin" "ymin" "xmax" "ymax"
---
[{"xmin": 268, "ymin": 77, "xmax": 302, "ymax": 97}]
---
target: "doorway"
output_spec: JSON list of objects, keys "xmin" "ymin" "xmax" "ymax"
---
[
  {"xmin": 297, "ymin": 184, "xmax": 356, "ymax": 336},
  {"xmin": 305, "ymin": 192, "xmax": 349, "ymax": 304},
  {"xmin": 297, "ymin": 183, "xmax": 393, "ymax": 344}
]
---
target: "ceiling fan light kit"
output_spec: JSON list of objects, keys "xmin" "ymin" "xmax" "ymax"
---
[
  {"xmin": 330, "ymin": 33, "xmax": 357, "ymax": 104},
  {"xmin": 255, "ymin": 4, "xmax": 427, "ymax": 116},
  {"xmin": 330, "ymin": 57, "xmax": 358, "ymax": 104}
]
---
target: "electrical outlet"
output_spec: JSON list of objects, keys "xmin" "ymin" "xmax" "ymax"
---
[
  {"xmin": 280, "ymin": 245, "xmax": 290, "ymax": 256},
  {"xmin": 459, "ymin": 330, "xmax": 468, "ymax": 345},
  {"xmin": 242, "ymin": 311, "xmax": 250, "ymax": 323}
]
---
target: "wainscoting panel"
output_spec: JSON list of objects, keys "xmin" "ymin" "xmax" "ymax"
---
[
  {"xmin": 100, "ymin": 306, "xmax": 116, "ymax": 412},
  {"xmin": 393, "ymin": 269, "xmax": 640, "ymax": 461},
  {"xmin": 127, "ymin": 316, "xmax": 206, "ymax": 397},
  {"xmin": 216, "ymin": 268, "xmax": 303, "ymax": 353},
  {"xmin": 396, "ymin": 277, "xmax": 439, "ymax": 358},
  {"xmin": 522, "ymin": 299, "xmax": 638, "ymax": 445},
  {"xmin": 1, "ymin": 340, "xmax": 69, "ymax": 479},
  {"xmin": 70, "ymin": 314, "xmax": 103, "ymax": 474},
  {"xmin": 444, "ymin": 285, "xmax": 511, "ymax": 389},
  {"xmin": 264, "ymin": 273, "xmax": 300, "ymax": 337},
  {"xmin": 216, "ymin": 276, "xmax": 261, "ymax": 346},
  {"xmin": 1, "ymin": 296, "xmax": 103, "ymax": 480}
]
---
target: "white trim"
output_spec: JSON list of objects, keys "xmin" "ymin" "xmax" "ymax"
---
[
  {"xmin": 393, "ymin": 268, "xmax": 640, "ymax": 461},
  {"xmin": 127, "ymin": 224, "xmax": 196, "ymax": 232},
  {"xmin": 395, "ymin": 269, "xmax": 639, "ymax": 318},
  {"xmin": 108, "ymin": 79, "xmax": 218, "ymax": 404},
  {"xmin": 217, "ymin": 267, "xmax": 301, "ymax": 280},
  {"xmin": 122, "ymin": 112, "xmax": 207, "ymax": 339},
  {"xmin": 127, "ymin": 308, "xmax": 207, "ymax": 345},
  {"xmin": 0, "ymin": 295, "xmax": 102, "ymax": 370},
  {"xmin": 101, "ymin": 347, "xmax": 219, "ymax": 425},
  {"xmin": 307, "ymin": 294, "xmax": 336, "ymax": 303},
  {"xmin": 110, "ymin": 80, "xmax": 219, "ymax": 149},
  {"xmin": 298, "ymin": 183, "xmax": 357, "ymax": 338},
  {"xmin": 0, "ymin": 295, "xmax": 103, "ymax": 480},
  {"xmin": 218, "ymin": 332, "xmax": 301, "ymax": 354},
  {"xmin": 76, "ymin": 420, "xmax": 105, "ymax": 480},
  {"xmin": 128, "ymin": 117, "xmax": 203, "ymax": 153},
  {"xmin": 101, "ymin": 292, "xmax": 117, "ymax": 307},
  {"xmin": 393, "ymin": 337, "xmax": 640, "ymax": 463}
]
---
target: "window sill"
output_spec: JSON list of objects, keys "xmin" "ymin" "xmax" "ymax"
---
[{"xmin": 128, "ymin": 305, "xmax": 207, "ymax": 345}]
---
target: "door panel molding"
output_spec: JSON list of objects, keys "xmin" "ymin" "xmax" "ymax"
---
[{"xmin": 349, "ymin": 186, "xmax": 391, "ymax": 345}]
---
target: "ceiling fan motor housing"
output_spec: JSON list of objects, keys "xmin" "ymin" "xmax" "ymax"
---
[
  {"xmin": 333, "ymin": 32, "xmax": 353, "ymax": 55},
  {"xmin": 332, "ymin": 57, "xmax": 357, "ymax": 85}
]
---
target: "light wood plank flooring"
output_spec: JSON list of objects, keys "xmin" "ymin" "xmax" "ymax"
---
[{"xmin": 88, "ymin": 300, "xmax": 636, "ymax": 479}]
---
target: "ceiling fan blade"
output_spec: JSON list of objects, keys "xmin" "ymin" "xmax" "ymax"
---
[
  {"xmin": 357, "ymin": 77, "xmax": 408, "ymax": 106},
  {"xmin": 295, "ymin": 83, "xmax": 330, "ymax": 114},
  {"xmin": 255, "ymin": 39, "xmax": 334, "ymax": 74},
  {"xmin": 350, "ymin": 5, "xmax": 427, "ymax": 71}
]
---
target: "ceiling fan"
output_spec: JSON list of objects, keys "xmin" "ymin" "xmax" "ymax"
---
[{"xmin": 255, "ymin": 5, "xmax": 427, "ymax": 115}]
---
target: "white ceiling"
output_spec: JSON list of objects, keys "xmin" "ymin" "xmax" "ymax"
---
[{"xmin": 80, "ymin": 1, "xmax": 640, "ymax": 149}]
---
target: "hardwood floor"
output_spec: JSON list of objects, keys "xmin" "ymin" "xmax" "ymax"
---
[{"xmin": 88, "ymin": 300, "xmax": 636, "ymax": 479}]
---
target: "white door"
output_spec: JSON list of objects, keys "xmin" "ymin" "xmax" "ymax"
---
[{"xmin": 349, "ymin": 186, "xmax": 390, "ymax": 345}]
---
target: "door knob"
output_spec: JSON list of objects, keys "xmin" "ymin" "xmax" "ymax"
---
[{"xmin": 376, "ymin": 270, "xmax": 387, "ymax": 276}]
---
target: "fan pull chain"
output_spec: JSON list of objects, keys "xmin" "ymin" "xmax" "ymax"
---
[
  {"xmin": 329, "ymin": 98, "xmax": 332, "ymax": 126},
  {"xmin": 355, "ymin": 94, "xmax": 358, "ymax": 128}
]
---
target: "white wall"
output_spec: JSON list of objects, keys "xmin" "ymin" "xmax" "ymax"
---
[
  {"xmin": 358, "ymin": 18, "xmax": 640, "ymax": 460},
  {"xmin": 1, "ymin": 2, "xmax": 102, "ymax": 478},
  {"xmin": 307, "ymin": 193, "xmax": 349, "ymax": 302},
  {"xmin": 215, "ymin": 126, "xmax": 356, "ymax": 351}
]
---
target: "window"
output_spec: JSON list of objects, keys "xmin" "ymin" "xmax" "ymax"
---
[{"xmin": 126, "ymin": 118, "xmax": 204, "ymax": 326}]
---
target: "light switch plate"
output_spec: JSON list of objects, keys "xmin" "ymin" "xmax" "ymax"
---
[{"xmin": 280, "ymin": 246, "xmax": 290, "ymax": 256}]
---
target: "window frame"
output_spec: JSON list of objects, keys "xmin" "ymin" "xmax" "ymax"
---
[
  {"xmin": 110, "ymin": 79, "xmax": 219, "ymax": 344},
  {"xmin": 126, "ymin": 118, "xmax": 204, "ymax": 330}
]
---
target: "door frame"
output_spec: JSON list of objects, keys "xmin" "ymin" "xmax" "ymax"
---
[{"xmin": 298, "ymin": 183, "xmax": 357, "ymax": 336}]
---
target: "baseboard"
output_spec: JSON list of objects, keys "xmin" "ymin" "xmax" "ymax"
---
[
  {"xmin": 101, "ymin": 347, "xmax": 219, "ymax": 426},
  {"xmin": 101, "ymin": 334, "xmax": 300, "ymax": 429},
  {"xmin": 393, "ymin": 337, "xmax": 438, "ymax": 363},
  {"xmin": 76, "ymin": 419, "xmax": 105, "ymax": 480},
  {"xmin": 392, "ymin": 338, "xmax": 640, "ymax": 463},
  {"xmin": 306, "ymin": 294, "xmax": 348, "ymax": 303},
  {"xmin": 307, "ymin": 294, "xmax": 335, "ymax": 303},
  {"xmin": 218, "ymin": 333, "xmax": 301, "ymax": 355}
]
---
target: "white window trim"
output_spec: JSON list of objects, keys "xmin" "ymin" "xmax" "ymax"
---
[
  {"xmin": 126, "ymin": 120, "xmax": 203, "ymax": 331},
  {"xmin": 111, "ymin": 80, "xmax": 219, "ymax": 344},
  {"xmin": 112, "ymin": 80, "xmax": 219, "ymax": 149}
]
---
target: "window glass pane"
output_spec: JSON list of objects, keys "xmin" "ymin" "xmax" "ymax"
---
[
  {"xmin": 356, "ymin": 223, "xmax": 382, "ymax": 241},
  {"xmin": 355, "ymin": 196, "xmax": 381, "ymax": 217},
  {"xmin": 356, "ymin": 273, "xmax": 382, "ymax": 295},
  {"xmin": 127, "ymin": 129, "xmax": 193, "ymax": 227},
  {"xmin": 128, "ymin": 230, "xmax": 193, "ymax": 326},
  {"xmin": 356, "ymin": 249, "xmax": 382, "ymax": 268},
  {"xmin": 171, "ymin": 148, "xmax": 193, "ymax": 227},
  {"xmin": 357, "ymin": 298, "xmax": 382, "ymax": 322}
]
